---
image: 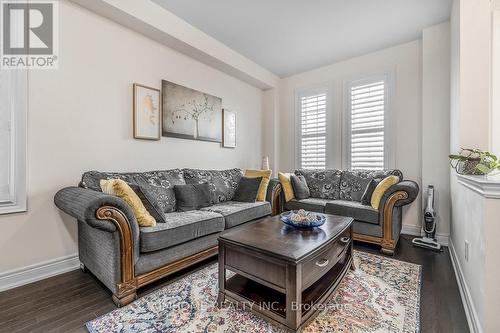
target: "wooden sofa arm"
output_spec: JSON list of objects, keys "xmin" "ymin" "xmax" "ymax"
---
[
  {"xmin": 377, "ymin": 181, "xmax": 420, "ymax": 255},
  {"xmin": 266, "ymin": 178, "xmax": 282, "ymax": 216}
]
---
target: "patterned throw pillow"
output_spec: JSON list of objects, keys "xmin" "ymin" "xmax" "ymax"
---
[
  {"xmin": 340, "ymin": 169, "xmax": 403, "ymax": 202},
  {"xmin": 183, "ymin": 168, "xmax": 243, "ymax": 204},
  {"xmin": 294, "ymin": 169, "xmax": 341, "ymax": 200},
  {"xmin": 135, "ymin": 169, "xmax": 186, "ymax": 213}
]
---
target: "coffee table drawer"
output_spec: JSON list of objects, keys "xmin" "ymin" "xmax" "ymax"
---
[
  {"xmin": 225, "ymin": 246, "xmax": 286, "ymax": 289},
  {"xmin": 301, "ymin": 227, "xmax": 351, "ymax": 289}
]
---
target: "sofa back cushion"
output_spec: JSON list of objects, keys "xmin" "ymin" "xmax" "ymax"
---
[
  {"xmin": 294, "ymin": 169, "xmax": 341, "ymax": 200},
  {"xmin": 183, "ymin": 168, "xmax": 243, "ymax": 204},
  {"xmin": 81, "ymin": 171, "xmax": 140, "ymax": 191},
  {"xmin": 340, "ymin": 169, "xmax": 403, "ymax": 202},
  {"xmin": 80, "ymin": 169, "xmax": 186, "ymax": 214},
  {"xmin": 136, "ymin": 169, "xmax": 186, "ymax": 213}
]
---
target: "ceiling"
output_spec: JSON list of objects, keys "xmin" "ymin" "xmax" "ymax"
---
[{"xmin": 152, "ymin": 0, "xmax": 452, "ymax": 78}]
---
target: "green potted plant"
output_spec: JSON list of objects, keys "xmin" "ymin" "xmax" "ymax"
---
[{"xmin": 449, "ymin": 148, "xmax": 500, "ymax": 175}]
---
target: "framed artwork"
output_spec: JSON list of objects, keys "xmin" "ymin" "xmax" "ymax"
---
[
  {"xmin": 133, "ymin": 83, "xmax": 161, "ymax": 140},
  {"xmin": 222, "ymin": 109, "xmax": 236, "ymax": 148},
  {"xmin": 162, "ymin": 80, "xmax": 222, "ymax": 142}
]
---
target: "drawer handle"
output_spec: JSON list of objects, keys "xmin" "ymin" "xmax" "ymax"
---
[
  {"xmin": 315, "ymin": 259, "xmax": 329, "ymax": 267},
  {"xmin": 340, "ymin": 236, "xmax": 350, "ymax": 244}
]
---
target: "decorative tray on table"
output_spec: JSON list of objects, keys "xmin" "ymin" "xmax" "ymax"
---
[{"xmin": 280, "ymin": 209, "xmax": 326, "ymax": 228}]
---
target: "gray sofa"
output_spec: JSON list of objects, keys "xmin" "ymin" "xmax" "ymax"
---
[
  {"xmin": 281, "ymin": 169, "xmax": 419, "ymax": 255},
  {"xmin": 54, "ymin": 168, "xmax": 281, "ymax": 307}
]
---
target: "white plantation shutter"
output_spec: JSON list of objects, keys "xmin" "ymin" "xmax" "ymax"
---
[
  {"xmin": 347, "ymin": 80, "xmax": 386, "ymax": 170},
  {"xmin": 299, "ymin": 93, "xmax": 326, "ymax": 169}
]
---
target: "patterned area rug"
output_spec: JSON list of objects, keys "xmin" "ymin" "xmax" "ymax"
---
[{"xmin": 86, "ymin": 251, "xmax": 421, "ymax": 333}]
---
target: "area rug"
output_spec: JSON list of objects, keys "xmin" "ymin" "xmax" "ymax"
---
[{"xmin": 86, "ymin": 251, "xmax": 421, "ymax": 333}]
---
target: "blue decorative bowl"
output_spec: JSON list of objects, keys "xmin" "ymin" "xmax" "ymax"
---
[{"xmin": 280, "ymin": 211, "xmax": 326, "ymax": 229}]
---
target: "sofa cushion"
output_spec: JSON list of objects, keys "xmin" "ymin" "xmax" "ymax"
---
[
  {"xmin": 325, "ymin": 200, "xmax": 379, "ymax": 224},
  {"xmin": 294, "ymin": 169, "xmax": 341, "ymax": 200},
  {"xmin": 79, "ymin": 170, "xmax": 180, "ymax": 219},
  {"xmin": 139, "ymin": 210, "xmax": 224, "ymax": 252},
  {"xmin": 284, "ymin": 198, "xmax": 333, "ymax": 213},
  {"xmin": 339, "ymin": 169, "xmax": 403, "ymax": 202},
  {"xmin": 183, "ymin": 168, "xmax": 243, "ymax": 204},
  {"xmin": 136, "ymin": 169, "xmax": 186, "ymax": 213},
  {"xmin": 80, "ymin": 170, "xmax": 139, "ymax": 191},
  {"xmin": 201, "ymin": 201, "xmax": 271, "ymax": 229}
]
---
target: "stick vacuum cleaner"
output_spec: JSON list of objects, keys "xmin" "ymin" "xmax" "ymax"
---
[{"xmin": 412, "ymin": 185, "xmax": 442, "ymax": 251}]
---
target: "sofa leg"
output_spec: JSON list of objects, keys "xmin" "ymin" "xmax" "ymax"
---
[
  {"xmin": 112, "ymin": 292, "xmax": 137, "ymax": 307},
  {"xmin": 380, "ymin": 244, "xmax": 395, "ymax": 256}
]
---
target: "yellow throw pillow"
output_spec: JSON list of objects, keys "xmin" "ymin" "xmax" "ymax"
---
[
  {"xmin": 100, "ymin": 179, "xmax": 156, "ymax": 227},
  {"xmin": 278, "ymin": 172, "xmax": 295, "ymax": 202},
  {"xmin": 244, "ymin": 169, "xmax": 272, "ymax": 201},
  {"xmin": 371, "ymin": 175, "xmax": 400, "ymax": 210}
]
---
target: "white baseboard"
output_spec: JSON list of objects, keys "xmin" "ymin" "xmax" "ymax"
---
[
  {"xmin": 0, "ymin": 254, "xmax": 80, "ymax": 292},
  {"xmin": 448, "ymin": 239, "xmax": 482, "ymax": 333},
  {"xmin": 401, "ymin": 224, "xmax": 449, "ymax": 246}
]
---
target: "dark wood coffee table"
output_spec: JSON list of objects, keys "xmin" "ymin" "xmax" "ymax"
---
[{"xmin": 217, "ymin": 213, "xmax": 354, "ymax": 332}]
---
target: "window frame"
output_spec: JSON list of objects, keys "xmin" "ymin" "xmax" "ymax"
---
[
  {"xmin": 294, "ymin": 84, "xmax": 332, "ymax": 170},
  {"xmin": 0, "ymin": 69, "xmax": 28, "ymax": 215},
  {"xmin": 342, "ymin": 73, "xmax": 395, "ymax": 171}
]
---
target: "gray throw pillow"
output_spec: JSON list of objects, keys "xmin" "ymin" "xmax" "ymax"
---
[
  {"xmin": 174, "ymin": 183, "xmax": 212, "ymax": 212},
  {"xmin": 361, "ymin": 179, "xmax": 380, "ymax": 206},
  {"xmin": 233, "ymin": 176, "xmax": 262, "ymax": 202},
  {"xmin": 130, "ymin": 184, "xmax": 166, "ymax": 223},
  {"xmin": 291, "ymin": 175, "xmax": 310, "ymax": 200}
]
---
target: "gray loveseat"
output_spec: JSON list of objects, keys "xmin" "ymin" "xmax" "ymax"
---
[
  {"xmin": 280, "ymin": 169, "xmax": 419, "ymax": 255},
  {"xmin": 54, "ymin": 168, "xmax": 281, "ymax": 306}
]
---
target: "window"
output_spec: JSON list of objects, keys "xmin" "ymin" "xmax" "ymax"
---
[
  {"xmin": 298, "ymin": 91, "xmax": 327, "ymax": 169},
  {"xmin": 0, "ymin": 70, "xmax": 27, "ymax": 214},
  {"xmin": 345, "ymin": 76, "xmax": 391, "ymax": 170}
]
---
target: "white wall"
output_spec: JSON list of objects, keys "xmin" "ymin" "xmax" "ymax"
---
[
  {"xmin": 450, "ymin": 0, "xmax": 461, "ymax": 153},
  {"xmin": 262, "ymin": 88, "xmax": 279, "ymax": 175},
  {"xmin": 278, "ymin": 41, "xmax": 423, "ymax": 229},
  {"xmin": 422, "ymin": 22, "xmax": 451, "ymax": 239},
  {"xmin": 0, "ymin": 1, "xmax": 265, "ymax": 273},
  {"xmin": 449, "ymin": 0, "xmax": 500, "ymax": 332},
  {"xmin": 492, "ymin": 7, "xmax": 500, "ymax": 156}
]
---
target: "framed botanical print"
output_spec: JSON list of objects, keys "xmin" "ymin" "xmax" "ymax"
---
[
  {"xmin": 222, "ymin": 109, "xmax": 236, "ymax": 148},
  {"xmin": 133, "ymin": 83, "xmax": 161, "ymax": 140}
]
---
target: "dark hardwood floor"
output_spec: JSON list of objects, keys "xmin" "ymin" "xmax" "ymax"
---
[{"xmin": 0, "ymin": 235, "xmax": 469, "ymax": 333}]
